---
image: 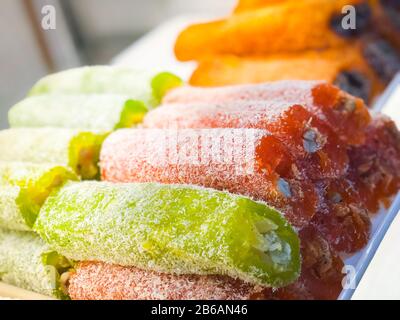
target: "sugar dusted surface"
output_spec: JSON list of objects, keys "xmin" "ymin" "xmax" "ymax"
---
[
  {"xmin": 69, "ymin": 261, "xmax": 269, "ymax": 300},
  {"xmin": 163, "ymin": 81, "xmax": 321, "ymax": 106},
  {"xmin": 100, "ymin": 128, "xmax": 317, "ymax": 227},
  {"xmin": 0, "ymin": 229, "xmax": 60, "ymax": 297},
  {"xmin": 35, "ymin": 181, "xmax": 299, "ymax": 287},
  {"xmin": 9, "ymin": 94, "xmax": 130, "ymax": 131}
]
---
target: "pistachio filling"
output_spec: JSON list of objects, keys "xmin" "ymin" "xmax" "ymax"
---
[
  {"xmin": 17, "ymin": 167, "xmax": 77, "ymax": 228},
  {"xmin": 42, "ymin": 251, "xmax": 74, "ymax": 299},
  {"xmin": 115, "ymin": 99, "xmax": 148, "ymax": 129},
  {"xmin": 255, "ymin": 219, "xmax": 292, "ymax": 270},
  {"xmin": 69, "ymin": 132, "xmax": 108, "ymax": 180}
]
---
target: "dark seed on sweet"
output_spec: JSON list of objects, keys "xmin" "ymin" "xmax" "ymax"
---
[
  {"xmin": 278, "ymin": 178, "xmax": 292, "ymax": 198},
  {"xmin": 330, "ymin": 192, "xmax": 343, "ymax": 204},
  {"xmin": 303, "ymin": 129, "xmax": 326, "ymax": 153}
]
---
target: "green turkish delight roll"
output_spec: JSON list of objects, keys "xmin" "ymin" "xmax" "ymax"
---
[
  {"xmin": 9, "ymin": 94, "xmax": 148, "ymax": 130},
  {"xmin": 0, "ymin": 128, "xmax": 108, "ymax": 180},
  {"xmin": 0, "ymin": 228, "xmax": 72, "ymax": 299},
  {"xmin": 34, "ymin": 181, "xmax": 300, "ymax": 288},
  {"xmin": 28, "ymin": 66, "xmax": 183, "ymax": 107},
  {"xmin": 0, "ymin": 162, "xmax": 78, "ymax": 231}
]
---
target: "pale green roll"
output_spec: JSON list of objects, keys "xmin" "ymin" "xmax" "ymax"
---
[
  {"xmin": 0, "ymin": 162, "xmax": 78, "ymax": 231},
  {"xmin": 28, "ymin": 66, "xmax": 183, "ymax": 108},
  {"xmin": 0, "ymin": 228, "xmax": 72, "ymax": 299},
  {"xmin": 0, "ymin": 128, "xmax": 108, "ymax": 180},
  {"xmin": 35, "ymin": 181, "xmax": 300, "ymax": 288},
  {"xmin": 9, "ymin": 94, "xmax": 148, "ymax": 130}
]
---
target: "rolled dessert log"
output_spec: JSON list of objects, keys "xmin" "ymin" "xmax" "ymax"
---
[
  {"xmin": 68, "ymin": 226, "xmax": 344, "ymax": 300},
  {"xmin": 0, "ymin": 128, "xmax": 108, "ymax": 180},
  {"xmin": 311, "ymin": 178, "xmax": 371, "ymax": 253},
  {"xmin": 347, "ymin": 114, "xmax": 400, "ymax": 213},
  {"xmin": 100, "ymin": 128, "xmax": 319, "ymax": 227},
  {"xmin": 189, "ymin": 47, "xmax": 384, "ymax": 103},
  {"xmin": 34, "ymin": 181, "xmax": 301, "ymax": 288},
  {"xmin": 175, "ymin": 0, "xmax": 369, "ymax": 61},
  {"xmin": 28, "ymin": 66, "xmax": 183, "ymax": 108},
  {"xmin": 162, "ymin": 80, "xmax": 371, "ymax": 145},
  {"xmin": 143, "ymin": 103, "xmax": 372, "ymax": 252},
  {"xmin": 273, "ymin": 225, "xmax": 345, "ymax": 300},
  {"xmin": 0, "ymin": 162, "xmax": 78, "ymax": 231},
  {"xmin": 0, "ymin": 229, "xmax": 72, "ymax": 299},
  {"xmin": 8, "ymin": 94, "xmax": 148, "ymax": 130},
  {"xmin": 143, "ymin": 101, "xmax": 349, "ymax": 180},
  {"xmin": 68, "ymin": 261, "xmax": 270, "ymax": 300}
]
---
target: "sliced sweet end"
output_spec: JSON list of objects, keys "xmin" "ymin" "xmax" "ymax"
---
[
  {"xmin": 273, "ymin": 225, "xmax": 344, "ymax": 300},
  {"xmin": 151, "ymin": 72, "xmax": 184, "ymax": 106},
  {"xmin": 114, "ymin": 100, "xmax": 148, "ymax": 129},
  {"xmin": 312, "ymin": 179, "xmax": 371, "ymax": 253},
  {"xmin": 234, "ymin": 200, "xmax": 300, "ymax": 288},
  {"xmin": 281, "ymin": 178, "xmax": 319, "ymax": 228},
  {"xmin": 256, "ymin": 135, "xmax": 293, "ymax": 177},
  {"xmin": 41, "ymin": 250, "xmax": 74, "ymax": 299},
  {"xmin": 69, "ymin": 132, "xmax": 109, "ymax": 180},
  {"xmin": 348, "ymin": 115, "xmax": 400, "ymax": 212},
  {"xmin": 269, "ymin": 104, "xmax": 349, "ymax": 179},
  {"xmin": 16, "ymin": 166, "xmax": 78, "ymax": 228},
  {"xmin": 312, "ymin": 83, "xmax": 371, "ymax": 145}
]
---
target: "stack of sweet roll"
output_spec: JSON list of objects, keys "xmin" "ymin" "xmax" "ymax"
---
[
  {"xmin": 1, "ymin": 67, "xmax": 399, "ymax": 300},
  {"xmin": 175, "ymin": 0, "xmax": 400, "ymax": 104}
]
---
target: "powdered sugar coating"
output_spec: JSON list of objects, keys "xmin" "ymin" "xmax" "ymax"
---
[
  {"xmin": 163, "ymin": 81, "xmax": 321, "ymax": 106},
  {"xmin": 0, "ymin": 162, "xmax": 78, "ymax": 230},
  {"xmin": 100, "ymin": 128, "xmax": 318, "ymax": 227},
  {"xmin": 69, "ymin": 261, "xmax": 271, "ymax": 300},
  {"xmin": 143, "ymin": 100, "xmax": 349, "ymax": 179},
  {"xmin": 163, "ymin": 80, "xmax": 371, "ymax": 145},
  {"xmin": 35, "ymin": 181, "xmax": 300, "ymax": 287},
  {"xmin": 9, "ymin": 94, "xmax": 142, "ymax": 130},
  {"xmin": 0, "ymin": 229, "xmax": 65, "ymax": 298}
]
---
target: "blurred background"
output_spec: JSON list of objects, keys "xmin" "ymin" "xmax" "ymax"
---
[{"xmin": 0, "ymin": 0, "xmax": 236, "ymax": 128}]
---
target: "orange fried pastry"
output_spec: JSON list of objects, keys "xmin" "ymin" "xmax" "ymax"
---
[
  {"xmin": 100, "ymin": 128, "xmax": 319, "ymax": 228},
  {"xmin": 144, "ymin": 101, "xmax": 349, "ymax": 180},
  {"xmin": 175, "ymin": 0, "xmax": 368, "ymax": 61},
  {"xmin": 348, "ymin": 115, "xmax": 400, "ymax": 213},
  {"xmin": 234, "ymin": 0, "xmax": 291, "ymax": 13},
  {"xmin": 163, "ymin": 81, "xmax": 371, "ymax": 145},
  {"xmin": 190, "ymin": 48, "xmax": 384, "ymax": 103},
  {"xmin": 68, "ymin": 261, "xmax": 271, "ymax": 300}
]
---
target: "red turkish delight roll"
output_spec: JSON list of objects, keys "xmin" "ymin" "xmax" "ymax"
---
[
  {"xmin": 348, "ymin": 115, "xmax": 400, "ymax": 213},
  {"xmin": 163, "ymin": 81, "xmax": 371, "ymax": 145},
  {"xmin": 273, "ymin": 225, "xmax": 345, "ymax": 300},
  {"xmin": 100, "ymin": 128, "xmax": 318, "ymax": 227},
  {"xmin": 312, "ymin": 178, "xmax": 371, "ymax": 253},
  {"xmin": 68, "ymin": 226, "xmax": 343, "ymax": 300},
  {"xmin": 68, "ymin": 261, "xmax": 271, "ymax": 300},
  {"xmin": 144, "ymin": 101, "xmax": 349, "ymax": 179}
]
